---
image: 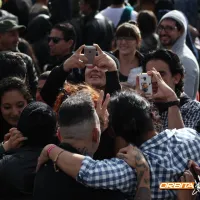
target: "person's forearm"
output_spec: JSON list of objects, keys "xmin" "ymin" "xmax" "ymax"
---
[
  {"xmin": 49, "ymin": 146, "xmax": 84, "ymax": 178},
  {"xmin": 168, "ymin": 105, "xmax": 184, "ymax": 129},
  {"xmin": 134, "ymin": 168, "xmax": 151, "ymax": 200},
  {"xmin": 40, "ymin": 65, "xmax": 70, "ymax": 107},
  {"xmin": 167, "ymin": 95, "xmax": 184, "ymax": 129},
  {"xmin": 105, "ymin": 71, "xmax": 121, "ymax": 96}
]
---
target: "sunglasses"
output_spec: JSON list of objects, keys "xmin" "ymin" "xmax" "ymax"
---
[{"xmin": 48, "ymin": 36, "xmax": 64, "ymax": 44}]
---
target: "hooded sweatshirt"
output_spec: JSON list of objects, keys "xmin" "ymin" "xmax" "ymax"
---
[{"xmin": 160, "ymin": 10, "xmax": 199, "ymax": 100}]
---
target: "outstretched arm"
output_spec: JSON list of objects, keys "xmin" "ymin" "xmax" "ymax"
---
[{"xmin": 37, "ymin": 144, "xmax": 136, "ymax": 196}]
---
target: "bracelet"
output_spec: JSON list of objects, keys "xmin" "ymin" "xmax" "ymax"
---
[
  {"xmin": 166, "ymin": 100, "xmax": 180, "ymax": 108},
  {"xmin": 47, "ymin": 145, "xmax": 56, "ymax": 157},
  {"xmin": 53, "ymin": 150, "xmax": 65, "ymax": 172}
]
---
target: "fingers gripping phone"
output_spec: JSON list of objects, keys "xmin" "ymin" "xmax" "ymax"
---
[
  {"xmin": 139, "ymin": 73, "xmax": 152, "ymax": 95},
  {"xmin": 84, "ymin": 46, "xmax": 96, "ymax": 67}
]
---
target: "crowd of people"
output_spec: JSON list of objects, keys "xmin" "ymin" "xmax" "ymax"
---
[{"xmin": 0, "ymin": 0, "xmax": 200, "ymax": 199}]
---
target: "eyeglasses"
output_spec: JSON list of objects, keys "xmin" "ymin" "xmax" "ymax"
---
[
  {"xmin": 116, "ymin": 37, "xmax": 136, "ymax": 41},
  {"xmin": 48, "ymin": 36, "xmax": 64, "ymax": 44},
  {"xmin": 157, "ymin": 25, "xmax": 178, "ymax": 33}
]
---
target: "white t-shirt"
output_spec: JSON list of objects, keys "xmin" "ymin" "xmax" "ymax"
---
[{"xmin": 100, "ymin": 7, "xmax": 138, "ymax": 27}]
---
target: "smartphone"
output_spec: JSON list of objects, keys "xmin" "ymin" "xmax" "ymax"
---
[
  {"xmin": 84, "ymin": 46, "xmax": 96, "ymax": 67},
  {"xmin": 139, "ymin": 73, "xmax": 152, "ymax": 95}
]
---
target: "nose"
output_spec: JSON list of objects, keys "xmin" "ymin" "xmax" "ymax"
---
[
  {"xmin": 120, "ymin": 39, "xmax": 126, "ymax": 44},
  {"xmin": 48, "ymin": 39, "xmax": 54, "ymax": 47},
  {"xmin": 11, "ymin": 107, "xmax": 21, "ymax": 117}
]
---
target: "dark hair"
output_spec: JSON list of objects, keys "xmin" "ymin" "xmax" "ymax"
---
[
  {"xmin": 84, "ymin": 0, "xmax": 101, "ymax": 10},
  {"xmin": 137, "ymin": 10, "xmax": 157, "ymax": 35},
  {"xmin": 112, "ymin": 0, "xmax": 125, "ymax": 5},
  {"xmin": 17, "ymin": 101, "xmax": 56, "ymax": 147},
  {"xmin": 0, "ymin": 77, "xmax": 32, "ymax": 104},
  {"xmin": 155, "ymin": 0, "xmax": 174, "ymax": 13},
  {"xmin": 53, "ymin": 22, "xmax": 76, "ymax": 50},
  {"xmin": 143, "ymin": 49, "xmax": 184, "ymax": 97},
  {"xmin": 39, "ymin": 71, "xmax": 51, "ymax": 81},
  {"xmin": 18, "ymin": 38, "xmax": 41, "ymax": 76},
  {"xmin": 109, "ymin": 90, "xmax": 154, "ymax": 146},
  {"xmin": 116, "ymin": 22, "xmax": 141, "ymax": 43},
  {"xmin": 58, "ymin": 91, "xmax": 96, "ymax": 127},
  {"xmin": 0, "ymin": 52, "xmax": 26, "ymax": 81}
]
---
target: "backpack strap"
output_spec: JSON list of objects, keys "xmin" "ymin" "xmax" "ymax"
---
[{"xmin": 117, "ymin": 6, "xmax": 133, "ymax": 27}]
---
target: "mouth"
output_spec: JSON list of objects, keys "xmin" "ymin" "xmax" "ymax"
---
[
  {"xmin": 160, "ymin": 35, "xmax": 170, "ymax": 41},
  {"xmin": 90, "ymin": 75, "xmax": 100, "ymax": 79}
]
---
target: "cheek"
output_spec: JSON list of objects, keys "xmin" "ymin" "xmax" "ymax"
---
[
  {"xmin": 0, "ymin": 107, "xmax": 10, "ymax": 118},
  {"xmin": 100, "ymin": 72, "xmax": 106, "ymax": 83},
  {"xmin": 116, "ymin": 41, "xmax": 120, "ymax": 47},
  {"xmin": 84, "ymin": 69, "xmax": 91, "ymax": 80}
]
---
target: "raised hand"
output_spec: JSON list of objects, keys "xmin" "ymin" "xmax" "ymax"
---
[
  {"xmin": 93, "ymin": 44, "xmax": 117, "ymax": 72},
  {"xmin": 95, "ymin": 90, "xmax": 110, "ymax": 132},
  {"xmin": 3, "ymin": 128, "xmax": 28, "ymax": 151},
  {"xmin": 63, "ymin": 45, "xmax": 88, "ymax": 72},
  {"xmin": 148, "ymin": 68, "xmax": 178, "ymax": 101}
]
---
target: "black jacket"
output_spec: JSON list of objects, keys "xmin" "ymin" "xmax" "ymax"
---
[
  {"xmin": 16, "ymin": 52, "xmax": 38, "ymax": 98},
  {"xmin": 33, "ymin": 143, "xmax": 125, "ymax": 200},
  {"xmin": 79, "ymin": 11, "xmax": 115, "ymax": 51},
  {"xmin": 0, "ymin": 146, "xmax": 41, "ymax": 199},
  {"xmin": 45, "ymin": 53, "xmax": 72, "ymax": 72}
]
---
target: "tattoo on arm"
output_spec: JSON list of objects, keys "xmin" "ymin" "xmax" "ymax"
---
[{"xmin": 134, "ymin": 187, "xmax": 151, "ymax": 200}]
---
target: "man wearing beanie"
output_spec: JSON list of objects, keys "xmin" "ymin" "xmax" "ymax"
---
[
  {"xmin": 0, "ymin": 101, "xmax": 57, "ymax": 199},
  {"xmin": 158, "ymin": 10, "xmax": 199, "ymax": 100}
]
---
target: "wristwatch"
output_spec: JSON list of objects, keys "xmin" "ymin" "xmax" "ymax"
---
[{"xmin": 166, "ymin": 100, "xmax": 180, "ymax": 108}]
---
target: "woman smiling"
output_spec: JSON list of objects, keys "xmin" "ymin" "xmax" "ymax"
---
[{"xmin": 0, "ymin": 77, "xmax": 33, "ymax": 141}]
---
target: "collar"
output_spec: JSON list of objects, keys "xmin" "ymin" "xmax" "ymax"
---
[{"xmin": 59, "ymin": 143, "xmax": 81, "ymax": 154}]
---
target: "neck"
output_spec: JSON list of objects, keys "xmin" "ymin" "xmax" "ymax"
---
[
  {"xmin": 145, "ymin": 130, "xmax": 157, "ymax": 141},
  {"xmin": 111, "ymin": 4, "xmax": 124, "ymax": 8},
  {"xmin": 119, "ymin": 51, "xmax": 137, "ymax": 63},
  {"xmin": 119, "ymin": 51, "xmax": 137, "ymax": 71},
  {"xmin": 61, "ymin": 139, "xmax": 93, "ymax": 157},
  {"xmin": 57, "ymin": 51, "xmax": 70, "ymax": 59}
]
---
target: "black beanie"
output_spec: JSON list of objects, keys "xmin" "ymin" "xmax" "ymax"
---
[{"xmin": 17, "ymin": 101, "xmax": 57, "ymax": 147}]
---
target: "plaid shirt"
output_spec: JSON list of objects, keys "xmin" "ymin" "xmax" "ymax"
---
[
  {"xmin": 161, "ymin": 98, "xmax": 200, "ymax": 131},
  {"xmin": 77, "ymin": 128, "xmax": 200, "ymax": 200}
]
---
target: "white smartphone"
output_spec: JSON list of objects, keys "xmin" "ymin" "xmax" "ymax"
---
[
  {"xmin": 139, "ymin": 73, "xmax": 152, "ymax": 95},
  {"xmin": 84, "ymin": 46, "xmax": 96, "ymax": 67}
]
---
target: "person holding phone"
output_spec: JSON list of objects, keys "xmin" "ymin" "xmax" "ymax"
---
[
  {"xmin": 142, "ymin": 49, "xmax": 200, "ymax": 131},
  {"xmin": 40, "ymin": 44, "xmax": 121, "ymax": 108}
]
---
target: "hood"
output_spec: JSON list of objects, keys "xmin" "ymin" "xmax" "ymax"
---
[{"xmin": 159, "ymin": 10, "xmax": 188, "ymax": 55}]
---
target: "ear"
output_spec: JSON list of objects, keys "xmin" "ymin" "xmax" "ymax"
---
[
  {"xmin": 56, "ymin": 127, "xmax": 61, "ymax": 142},
  {"xmin": 92, "ymin": 127, "xmax": 100, "ymax": 144},
  {"xmin": 66, "ymin": 39, "xmax": 74, "ymax": 49},
  {"xmin": 173, "ymin": 73, "xmax": 181, "ymax": 85}
]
